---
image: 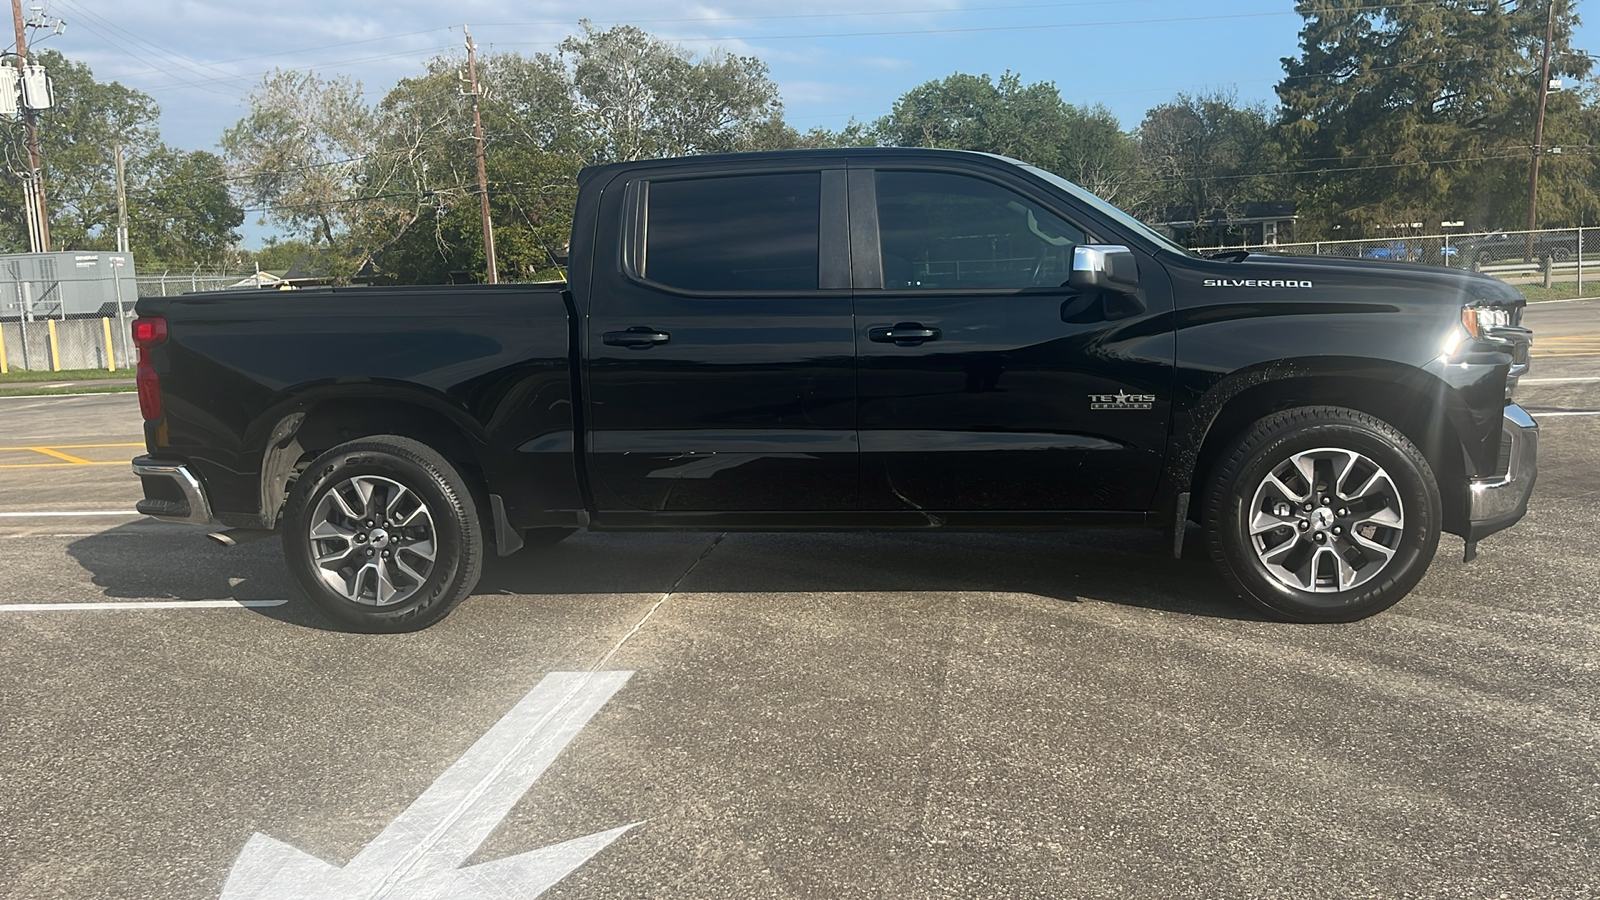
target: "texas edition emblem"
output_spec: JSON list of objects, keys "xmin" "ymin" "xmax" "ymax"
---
[{"xmin": 1089, "ymin": 391, "xmax": 1155, "ymax": 410}]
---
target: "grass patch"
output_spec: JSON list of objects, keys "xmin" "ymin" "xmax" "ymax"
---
[
  {"xmin": 0, "ymin": 381, "xmax": 136, "ymax": 395},
  {"xmin": 0, "ymin": 367, "xmax": 133, "ymax": 383},
  {"xmin": 0, "ymin": 384, "xmax": 136, "ymax": 396},
  {"xmin": 1517, "ymin": 282, "xmax": 1600, "ymax": 303}
]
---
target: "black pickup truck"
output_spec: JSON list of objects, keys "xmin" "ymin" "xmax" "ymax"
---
[{"xmin": 130, "ymin": 148, "xmax": 1537, "ymax": 631}]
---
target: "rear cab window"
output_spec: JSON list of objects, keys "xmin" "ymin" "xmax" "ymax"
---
[{"xmin": 636, "ymin": 173, "xmax": 821, "ymax": 293}]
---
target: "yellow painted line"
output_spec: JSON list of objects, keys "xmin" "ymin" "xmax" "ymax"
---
[
  {"xmin": 27, "ymin": 446, "xmax": 93, "ymax": 464},
  {"xmin": 0, "ymin": 461, "xmax": 126, "ymax": 469},
  {"xmin": 0, "ymin": 442, "xmax": 144, "ymax": 451}
]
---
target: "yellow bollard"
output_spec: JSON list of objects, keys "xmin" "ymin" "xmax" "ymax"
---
[
  {"xmin": 47, "ymin": 318, "xmax": 60, "ymax": 371},
  {"xmin": 0, "ymin": 323, "xmax": 8, "ymax": 374},
  {"xmin": 102, "ymin": 317, "xmax": 116, "ymax": 370}
]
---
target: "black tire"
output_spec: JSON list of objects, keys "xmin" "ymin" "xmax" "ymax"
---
[
  {"xmin": 282, "ymin": 436, "xmax": 483, "ymax": 632},
  {"xmin": 1203, "ymin": 406, "xmax": 1441, "ymax": 622}
]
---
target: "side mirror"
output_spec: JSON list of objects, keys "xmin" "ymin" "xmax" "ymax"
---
[{"xmin": 1068, "ymin": 244, "xmax": 1139, "ymax": 293}]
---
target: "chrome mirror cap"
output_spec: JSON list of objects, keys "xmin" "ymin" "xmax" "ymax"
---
[{"xmin": 1069, "ymin": 244, "xmax": 1139, "ymax": 291}]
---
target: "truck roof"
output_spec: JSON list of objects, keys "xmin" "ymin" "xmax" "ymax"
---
[{"xmin": 577, "ymin": 147, "xmax": 1022, "ymax": 184}]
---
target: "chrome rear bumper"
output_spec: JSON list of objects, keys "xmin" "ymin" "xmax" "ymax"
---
[{"xmin": 132, "ymin": 456, "xmax": 215, "ymax": 525}]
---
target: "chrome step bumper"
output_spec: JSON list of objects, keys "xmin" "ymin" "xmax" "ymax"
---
[{"xmin": 132, "ymin": 456, "xmax": 215, "ymax": 525}]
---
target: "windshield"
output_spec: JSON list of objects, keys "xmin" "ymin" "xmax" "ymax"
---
[{"xmin": 1020, "ymin": 164, "xmax": 1196, "ymax": 258}]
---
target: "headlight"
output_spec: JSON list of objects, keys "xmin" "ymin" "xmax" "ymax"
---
[{"xmin": 1461, "ymin": 304, "xmax": 1512, "ymax": 339}]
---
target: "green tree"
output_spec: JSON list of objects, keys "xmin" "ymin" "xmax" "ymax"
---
[
  {"xmin": 559, "ymin": 21, "xmax": 785, "ymax": 161},
  {"xmin": 0, "ymin": 49, "xmax": 155, "ymax": 250},
  {"xmin": 1136, "ymin": 90, "xmax": 1286, "ymax": 243},
  {"xmin": 355, "ymin": 25, "xmax": 790, "ymax": 283},
  {"xmin": 127, "ymin": 148, "xmax": 244, "ymax": 267},
  {"xmin": 1277, "ymin": 0, "xmax": 1595, "ymax": 237},
  {"xmin": 873, "ymin": 72, "xmax": 1139, "ymax": 204},
  {"xmin": 359, "ymin": 53, "xmax": 583, "ymax": 284},
  {"xmin": 0, "ymin": 50, "xmax": 241, "ymax": 267},
  {"xmin": 221, "ymin": 69, "xmax": 375, "ymax": 254},
  {"xmin": 239, "ymin": 237, "xmax": 316, "ymax": 273}
]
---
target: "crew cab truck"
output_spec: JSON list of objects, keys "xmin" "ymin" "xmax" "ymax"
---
[{"xmin": 130, "ymin": 148, "xmax": 1537, "ymax": 631}]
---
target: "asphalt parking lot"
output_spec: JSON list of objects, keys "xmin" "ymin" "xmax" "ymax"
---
[{"xmin": 2, "ymin": 300, "xmax": 1597, "ymax": 900}]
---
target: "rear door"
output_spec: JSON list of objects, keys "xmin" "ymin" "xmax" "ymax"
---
[
  {"xmin": 584, "ymin": 163, "xmax": 858, "ymax": 515},
  {"xmin": 851, "ymin": 163, "xmax": 1175, "ymax": 512}
]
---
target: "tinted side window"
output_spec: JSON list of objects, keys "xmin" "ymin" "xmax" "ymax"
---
[
  {"xmin": 643, "ymin": 173, "xmax": 820, "ymax": 292},
  {"xmin": 875, "ymin": 171, "xmax": 1087, "ymax": 290}
]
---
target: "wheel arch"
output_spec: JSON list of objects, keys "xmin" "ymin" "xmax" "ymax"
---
[
  {"xmin": 253, "ymin": 385, "xmax": 489, "ymax": 530},
  {"xmin": 1181, "ymin": 363, "xmax": 1470, "ymax": 536}
]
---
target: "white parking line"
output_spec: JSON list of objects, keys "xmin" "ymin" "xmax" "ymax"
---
[
  {"xmin": 1521, "ymin": 377, "xmax": 1600, "ymax": 383},
  {"xmin": 0, "ymin": 392, "xmax": 136, "ymax": 400},
  {"xmin": 0, "ymin": 510, "xmax": 141, "ymax": 517},
  {"xmin": 0, "ymin": 599, "xmax": 287, "ymax": 611},
  {"xmin": 1532, "ymin": 410, "xmax": 1600, "ymax": 417}
]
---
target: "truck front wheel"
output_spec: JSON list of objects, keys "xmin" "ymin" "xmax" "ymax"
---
[
  {"xmin": 1203, "ymin": 407, "xmax": 1441, "ymax": 622},
  {"xmin": 282, "ymin": 436, "xmax": 484, "ymax": 632}
]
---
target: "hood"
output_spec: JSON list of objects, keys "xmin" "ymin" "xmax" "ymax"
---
[{"xmin": 1193, "ymin": 252, "xmax": 1525, "ymax": 309}]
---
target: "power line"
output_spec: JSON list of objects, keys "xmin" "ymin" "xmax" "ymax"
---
[
  {"xmin": 54, "ymin": 0, "xmax": 233, "ymax": 79},
  {"xmin": 50, "ymin": 0, "xmax": 240, "ymax": 97},
  {"xmin": 111, "ymin": 27, "xmax": 456, "ymax": 79},
  {"xmin": 123, "ymin": 45, "xmax": 459, "ymax": 94}
]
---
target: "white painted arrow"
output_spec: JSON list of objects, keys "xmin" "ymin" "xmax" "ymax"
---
[{"xmin": 221, "ymin": 671, "xmax": 640, "ymax": 900}]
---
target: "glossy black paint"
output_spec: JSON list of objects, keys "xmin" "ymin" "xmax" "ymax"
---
[
  {"xmin": 135, "ymin": 285, "xmax": 579, "ymax": 529},
  {"xmin": 847, "ymin": 158, "xmax": 1175, "ymax": 511},
  {"xmin": 581, "ymin": 160, "xmax": 858, "ymax": 512},
  {"xmin": 136, "ymin": 147, "xmax": 1528, "ymax": 543}
]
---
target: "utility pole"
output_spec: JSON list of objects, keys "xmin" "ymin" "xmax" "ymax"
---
[
  {"xmin": 1525, "ymin": 0, "xmax": 1557, "ymax": 262},
  {"xmin": 11, "ymin": 0, "xmax": 49, "ymax": 252},
  {"xmin": 464, "ymin": 25, "xmax": 497, "ymax": 284},
  {"xmin": 114, "ymin": 144, "xmax": 129, "ymax": 252}
]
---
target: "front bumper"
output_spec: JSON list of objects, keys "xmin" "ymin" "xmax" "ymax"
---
[
  {"xmin": 1464, "ymin": 404, "xmax": 1537, "ymax": 555},
  {"xmin": 132, "ymin": 456, "xmax": 215, "ymax": 525}
]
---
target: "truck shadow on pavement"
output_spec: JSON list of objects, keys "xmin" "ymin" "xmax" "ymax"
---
[
  {"xmin": 477, "ymin": 527, "xmax": 1263, "ymax": 621},
  {"xmin": 65, "ymin": 524, "xmax": 1261, "ymax": 631}
]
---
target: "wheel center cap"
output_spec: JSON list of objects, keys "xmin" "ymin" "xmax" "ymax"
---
[
  {"xmin": 1310, "ymin": 508, "xmax": 1335, "ymax": 530},
  {"xmin": 369, "ymin": 529, "xmax": 391, "ymax": 548}
]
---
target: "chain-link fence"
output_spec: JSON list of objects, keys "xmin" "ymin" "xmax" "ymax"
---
[
  {"xmin": 1195, "ymin": 227, "xmax": 1595, "ymax": 296},
  {"xmin": 136, "ymin": 270, "xmax": 257, "ymax": 297},
  {"xmin": 0, "ymin": 315, "xmax": 131, "ymax": 372}
]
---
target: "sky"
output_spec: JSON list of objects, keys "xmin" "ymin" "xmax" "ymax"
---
[{"xmin": 29, "ymin": 0, "xmax": 1600, "ymax": 248}]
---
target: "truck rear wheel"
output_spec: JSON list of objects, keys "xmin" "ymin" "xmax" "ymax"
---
[
  {"xmin": 1203, "ymin": 407, "xmax": 1441, "ymax": 622},
  {"xmin": 282, "ymin": 436, "xmax": 483, "ymax": 632}
]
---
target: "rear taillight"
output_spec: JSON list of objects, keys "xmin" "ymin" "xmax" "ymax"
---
[{"xmin": 133, "ymin": 316, "xmax": 168, "ymax": 422}]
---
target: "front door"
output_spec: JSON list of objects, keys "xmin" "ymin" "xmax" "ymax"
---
[
  {"xmin": 852, "ymin": 166, "xmax": 1174, "ymax": 512},
  {"xmin": 585, "ymin": 166, "xmax": 858, "ymax": 515}
]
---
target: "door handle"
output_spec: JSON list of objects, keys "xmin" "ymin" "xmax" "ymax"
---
[
  {"xmin": 603, "ymin": 327, "xmax": 671, "ymax": 348},
  {"xmin": 869, "ymin": 323, "xmax": 941, "ymax": 346}
]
